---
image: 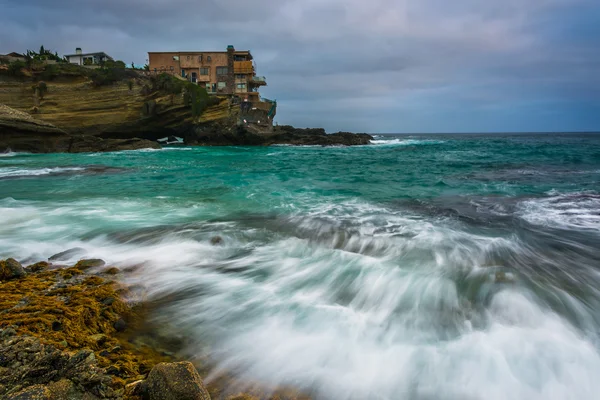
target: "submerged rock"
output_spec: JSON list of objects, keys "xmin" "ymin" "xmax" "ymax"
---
[
  {"xmin": 48, "ymin": 248, "xmax": 86, "ymax": 262},
  {"xmin": 0, "ymin": 258, "xmax": 26, "ymax": 281},
  {"xmin": 210, "ymin": 236, "xmax": 224, "ymax": 245},
  {"xmin": 143, "ymin": 361, "xmax": 211, "ymax": 400}
]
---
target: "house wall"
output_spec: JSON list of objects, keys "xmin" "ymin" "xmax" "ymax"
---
[
  {"xmin": 67, "ymin": 55, "xmax": 83, "ymax": 65},
  {"xmin": 148, "ymin": 53, "xmax": 180, "ymax": 74},
  {"xmin": 148, "ymin": 48, "xmax": 256, "ymax": 96}
]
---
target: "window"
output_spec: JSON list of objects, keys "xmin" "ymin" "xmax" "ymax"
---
[
  {"xmin": 237, "ymin": 83, "xmax": 247, "ymax": 90},
  {"xmin": 173, "ymin": 56, "xmax": 179, "ymax": 61},
  {"xmin": 216, "ymin": 66, "xmax": 228, "ymax": 75},
  {"xmin": 235, "ymin": 74, "xmax": 246, "ymax": 79},
  {"xmin": 170, "ymin": 66, "xmax": 174, "ymax": 71},
  {"xmin": 187, "ymin": 56, "xmax": 190, "ymax": 60},
  {"xmin": 200, "ymin": 67, "xmax": 209, "ymax": 75},
  {"xmin": 198, "ymin": 55, "xmax": 202, "ymax": 62},
  {"xmin": 207, "ymin": 56, "xmax": 212, "ymax": 62},
  {"xmin": 217, "ymin": 82, "xmax": 226, "ymax": 89}
]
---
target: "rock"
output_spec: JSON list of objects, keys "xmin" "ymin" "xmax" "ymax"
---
[
  {"xmin": 101, "ymin": 297, "xmax": 115, "ymax": 306},
  {"xmin": 25, "ymin": 262, "xmax": 50, "ymax": 273},
  {"xmin": 89, "ymin": 334, "xmax": 107, "ymax": 347},
  {"xmin": 6, "ymin": 384, "xmax": 52, "ymax": 400},
  {"xmin": 48, "ymin": 248, "xmax": 86, "ymax": 262},
  {"xmin": 0, "ymin": 336, "xmax": 111, "ymax": 399},
  {"xmin": 74, "ymin": 259, "xmax": 105, "ymax": 270},
  {"xmin": 124, "ymin": 380, "xmax": 145, "ymax": 397},
  {"xmin": 51, "ymin": 321, "xmax": 62, "ymax": 332},
  {"xmin": 144, "ymin": 361, "xmax": 211, "ymax": 400},
  {"xmin": 113, "ymin": 318, "xmax": 127, "ymax": 332},
  {"xmin": 210, "ymin": 236, "xmax": 223, "ymax": 245},
  {"xmin": 102, "ymin": 267, "xmax": 120, "ymax": 275},
  {"xmin": 0, "ymin": 258, "xmax": 26, "ymax": 281},
  {"xmin": 494, "ymin": 271, "xmax": 516, "ymax": 284}
]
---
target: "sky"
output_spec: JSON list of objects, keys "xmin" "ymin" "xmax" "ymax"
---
[{"xmin": 1, "ymin": 0, "xmax": 599, "ymax": 133}]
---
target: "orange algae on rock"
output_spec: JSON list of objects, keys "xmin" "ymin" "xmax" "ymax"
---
[{"xmin": 0, "ymin": 262, "xmax": 172, "ymax": 396}]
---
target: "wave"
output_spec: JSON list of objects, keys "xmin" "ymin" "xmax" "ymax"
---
[
  {"xmin": 517, "ymin": 191, "xmax": 600, "ymax": 232},
  {"xmin": 0, "ymin": 151, "xmax": 27, "ymax": 158},
  {"xmin": 370, "ymin": 138, "xmax": 446, "ymax": 146},
  {"xmin": 2, "ymin": 196, "xmax": 600, "ymax": 399},
  {"xmin": 0, "ymin": 166, "xmax": 86, "ymax": 179}
]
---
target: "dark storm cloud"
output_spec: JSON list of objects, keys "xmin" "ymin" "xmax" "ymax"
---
[{"xmin": 1, "ymin": 0, "xmax": 599, "ymax": 132}]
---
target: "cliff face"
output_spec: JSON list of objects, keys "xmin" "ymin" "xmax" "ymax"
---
[
  {"xmin": 0, "ymin": 104, "xmax": 160, "ymax": 153},
  {"xmin": 0, "ymin": 70, "xmax": 372, "ymax": 151}
]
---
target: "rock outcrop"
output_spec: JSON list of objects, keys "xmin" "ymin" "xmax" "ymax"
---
[{"xmin": 0, "ymin": 104, "xmax": 160, "ymax": 153}]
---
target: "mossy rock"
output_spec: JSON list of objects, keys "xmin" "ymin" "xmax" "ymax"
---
[
  {"xmin": 25, "ymin": 262, "xmax": 50, "ymax": 273},
  {"xmin": 0, "ymin": 258, "xmax": 26, "ymax": 281},
  {"xmin": 144, "ymin": 362, "xmax": 211, "ymax": 400},
  {"xmin": 74, "ymin": 259, "xmax": 105, "ymax": 270}
]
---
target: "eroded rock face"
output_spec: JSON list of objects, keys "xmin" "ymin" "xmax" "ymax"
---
[
  {"xmin": 143, "ymin": 362, "xmax": 211, "ymax": 400},
  {"xmin": 0, "ymin": 104, "xmax": 161, "ymax": 153}
]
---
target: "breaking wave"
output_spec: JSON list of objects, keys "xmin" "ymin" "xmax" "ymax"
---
[{"xmin": 370, "ymin": 138, "xmax": 446, "ymax": 146}]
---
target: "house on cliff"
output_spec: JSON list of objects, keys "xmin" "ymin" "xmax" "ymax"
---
[
  {"xmin": 0, "ymin": 52, "xmax": 26, "ymax": 63},
  {"xmin": 148, "ymin": 45, "xmax": 276, "ymax": 129},
  {"xmin": 65, "ymin": 48, "xmax": 113, "ymax": 66}
]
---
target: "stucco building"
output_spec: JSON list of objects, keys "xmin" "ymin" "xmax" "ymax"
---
[
  {"xmin": 147, "ymin": 45, "xmax": 267, "ymax": 101},
  {"xmin": 65, "ymin": 48, "xmax": 113, "ymax": 66}
]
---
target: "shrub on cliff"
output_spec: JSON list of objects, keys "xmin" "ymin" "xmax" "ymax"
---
[
  {"xmin": 6, "ymin": 61, "xmax": 26, "ymax": 78},
  {"xmin": 89, "ymin": 66, "xmax": 137, "ymax": 87}
]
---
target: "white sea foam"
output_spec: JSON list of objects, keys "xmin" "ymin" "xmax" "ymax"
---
[
  {"xmin": 1, "ymin": 197, "xmax": 600, "ymax": 400},
  {"xmin": 517, "ymin": 191, "xmax": 600, "ymax": 232},
  {"xmin": 370, "ymin": 138, "xmax": 445, "ymax": 146},
  {"xmin": 0, "ymin": 166, "xmax": 86, "ymax": 178}
]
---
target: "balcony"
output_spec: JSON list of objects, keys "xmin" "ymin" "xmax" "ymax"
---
[
  {"xmin": 234, "ymin": 61, "xmax": 254, "ymax": 74},
  {"xmin": 251, "ymin": 76, "xmax": 267, "ymax": 86}
]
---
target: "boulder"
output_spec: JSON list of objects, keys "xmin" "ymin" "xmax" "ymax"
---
[
  {"xmin": 74, "ymin": 259, "xmax": 106, "ymax": 270},
  {"xmin": 25, "ymin": 262, "xmax": 50, "ymax": 273},
  {"xmin": 143, "ymin": 362, "xmax": 211, "ymax": 400},
  {"xmin": 0, "ymin": 258, "xmax": 26, "ymax": 281}
]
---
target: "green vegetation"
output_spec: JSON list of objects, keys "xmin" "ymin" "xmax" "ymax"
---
[
  {"xmin": 147, "ymin": 73, "xmax": 220, "ymax": 117},
  {"xmin": 6, "ymin": 61, "xmax": 26, "ymax": 77},
  {"xmin": 89, "ymin": 64, "xmax": 137, "ymax": 87},
  {"xmin": 25, "ymin": 46, "xmax": 64, "ymax": 63}
]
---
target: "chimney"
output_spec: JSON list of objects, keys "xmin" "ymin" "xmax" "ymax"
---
[{"xmin": 76, "ymin": 47, "xmax": 82, "ymax": 55}]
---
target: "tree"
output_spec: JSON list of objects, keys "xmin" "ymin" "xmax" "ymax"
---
[
  {"xmin": 36, "ymin": 81, "xmax": 48, "ymax": 100},
  {"xmin": 40, "ymin": 45, "xmax": 45, "ymax": 55}
]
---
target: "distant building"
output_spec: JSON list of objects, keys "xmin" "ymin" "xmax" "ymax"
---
[
  {"xmin": 65, "ymin": 48, "xmax": 113, "ymax": 66},
  {"xmin": 0, "ymin": 52, "xmax": 26, "ymax": 63},
  {"xmin": 147, "ymin": 45, "xmax": 267, "ymax": 101}
]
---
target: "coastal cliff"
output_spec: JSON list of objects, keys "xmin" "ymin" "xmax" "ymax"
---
[{"xmin": 0, "ymin": 66, "xmax": 372, "ymax": 152}]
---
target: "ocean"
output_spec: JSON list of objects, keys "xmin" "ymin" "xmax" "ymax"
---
[{"xmin": 2, "ymin": 133, "xmax": 600, "ymax": 399}]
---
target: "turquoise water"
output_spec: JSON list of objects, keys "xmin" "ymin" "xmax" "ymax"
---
[{"xmin": 2, "ymin": 134, "xmax": 600, "ymax": 399}]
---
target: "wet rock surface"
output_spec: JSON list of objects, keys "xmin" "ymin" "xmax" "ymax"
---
[{"xmin": 142, "ymin": 362, "xmax": 211, "ymax": 400}]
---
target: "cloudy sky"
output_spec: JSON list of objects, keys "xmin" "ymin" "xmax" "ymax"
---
[{"xmin": 1, "ymin": 0, "xmax": 599, "ymax": 133}]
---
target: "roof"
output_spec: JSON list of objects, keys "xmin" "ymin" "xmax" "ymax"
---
[
  {"xmin": 64, "ymin": 52, "xmax": 113, "ymax": 58},
  {"xmin": 149, "ymin": 50, "xmax": 252, "ymax": 55},
  {"xmin": 3, "ymin": 52, "xmax": 25, "ymax": 57}
]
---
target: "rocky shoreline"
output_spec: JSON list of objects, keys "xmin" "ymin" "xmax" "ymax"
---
[
  {"xmin": 0, "ymin": 104, "xmax": 372, "ymax": 153},
  {"xmin": 0, "ymin": 257, "xmax": 307, "ymax": 400}
]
